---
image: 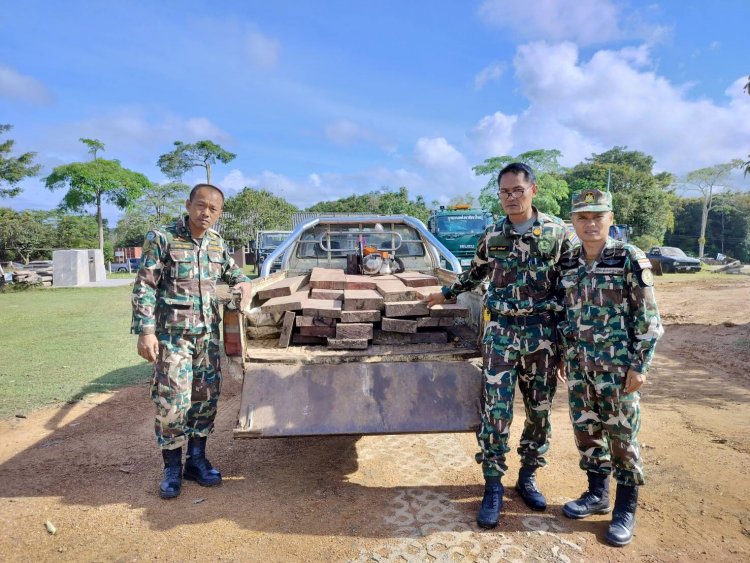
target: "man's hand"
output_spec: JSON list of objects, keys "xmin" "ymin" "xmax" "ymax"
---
[
  {"xmin": 137, "ymin": 334, "xmax": 159, "ymax": 363},
  {"xmin": 625, "ymin": 368, "xmax": 646, "ymax": 393},
  {"xmin": 556, "ymin": 359, "xmax": 567, "ymax": 383},
  {"xmin": 422, "ymin": 291, "xmax": 447, "ymax": 308},
  {"xmin": 234, "ymin": 281, "xmax": 253, "ymax": 312}
]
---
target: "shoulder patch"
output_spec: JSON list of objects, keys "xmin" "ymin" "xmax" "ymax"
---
[
  {"xmin": 639, "ymin": 269, "xmax": 654, "ymax": 287},
  {"xmin": 145, "ymin": 231, "xmax": 156, "ymax": 242}
]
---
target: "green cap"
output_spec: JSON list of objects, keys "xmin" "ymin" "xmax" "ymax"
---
[{"xmin": 571, "ymin": 189, "xmax": 612, "ymax": 213}]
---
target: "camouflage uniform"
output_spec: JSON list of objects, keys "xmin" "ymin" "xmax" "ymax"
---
[
  {"xmin": 443, "ymin": 208, "xmax": 574, "ymax": 478},
  {"xmin": 558, "ymin": 233, "xmax": 664, "ymax": 486},
  {"xmin": 132, "ymin": 216, "xmax": 250, "ymax": 450}
]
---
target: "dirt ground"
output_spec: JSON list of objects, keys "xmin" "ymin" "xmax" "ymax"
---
[{"xmin": 1, "ymin": 275, "xmax": 749, "ymax": 562}]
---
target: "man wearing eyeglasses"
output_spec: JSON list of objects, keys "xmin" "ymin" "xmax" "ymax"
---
[{"xmin": 425, "ymin": 162, "xmax": 573, "ymax": 528}]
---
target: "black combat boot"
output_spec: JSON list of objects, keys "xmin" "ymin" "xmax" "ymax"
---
[
  {"xmin": 515, "ymin": 465, "xmax": 547, "ymax": 511},
  {"xmin": 159, "ymin": 447, "xmax": 183, "ymax": 499},
  {"xmin": 183, "ymin": 436, "xmax": 222, "ymax": 487},
  {"xmin": 477, "ymin": 477, "xmax": 504, "ymax": 529},
  {"xmin": 606, "ymin": 484, "xmax": 638, "ymax": 546},
  {"xmin": 562, "ymin": 472, "xmax": 611, "ymax": 519}
]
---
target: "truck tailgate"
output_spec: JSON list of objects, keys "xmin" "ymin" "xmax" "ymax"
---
[{"xmin": 235, "ymin": 359, "xmax": 482, "ymax": 438}]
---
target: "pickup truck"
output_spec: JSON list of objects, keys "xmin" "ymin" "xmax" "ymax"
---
[
  {"xmin": 223, "ymin": 215, "xmax": 484, "ymax": 439},
  {"xmin": 111, "ymin": 258, "xmax": 140, "ymax": 273}
]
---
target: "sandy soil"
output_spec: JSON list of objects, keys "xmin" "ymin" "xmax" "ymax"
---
[{"xmin": 1, "ymin": 275, "xmax": 749, "ymax": 562}]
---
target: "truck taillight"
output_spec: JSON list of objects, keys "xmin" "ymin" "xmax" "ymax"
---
[{"xmin": 223, "ymin": 308, "xmax": 245, "ymax": 356}]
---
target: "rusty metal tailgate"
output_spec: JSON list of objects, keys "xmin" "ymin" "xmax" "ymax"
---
[{"xmin": 234, "ymin": 360, "xmax": 482, "ymax": 438}]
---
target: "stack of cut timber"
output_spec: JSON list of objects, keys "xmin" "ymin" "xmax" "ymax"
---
[
  {"xmin": 253, "ymin": 267, "xmax": 468, "ymax": 349},
  {"xmin": 12, "ymin": 267, "xmax": 53, "ymax": 286}
]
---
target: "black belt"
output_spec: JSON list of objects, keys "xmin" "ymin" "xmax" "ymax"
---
[{"xmin": 490, "ymin": 311, "xmax": 554, "ymax": 326}]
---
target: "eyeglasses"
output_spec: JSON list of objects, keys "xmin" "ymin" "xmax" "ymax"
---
[{"xmin": 497, "ymin": 187, "xmax": 530, "ymax": 199}]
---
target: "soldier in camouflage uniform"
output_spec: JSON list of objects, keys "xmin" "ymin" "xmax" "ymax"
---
[
  {"xmin": 132, "ymin": 184, "xmax": 252, "ymax": 499},
  {"xmin": 425, "ymin": 162, "xmax": 574, "ymax": 528},
  {"xmin": 557, "ymin": 189, "xmax": 663, "ymax": 546}
]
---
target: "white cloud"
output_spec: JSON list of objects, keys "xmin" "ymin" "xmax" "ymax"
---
[
  {"xmin": 477, "ymin": 0, "xmax": 665, "ymax": 46},
  {"xmin": 474, "ymin": 62, "xmax": 506, "ymax": 90},
  {"xmin": 467, "ymin": 41, "xmax": 750, "ymax": 174},
  {"xmin": 220, "ymin": 169, "xmax": 251, "ymax": 192},
  {"xmin": 413, "ymin": 137, "xmax": 484, "ymax": 196},
  {"xmin": 0, "ymin": 64, "xmax": 54, "ymax": 104},
  {"xmin": 414, "ymin": 137, "xmax": 467, "ymax": 171},
  {"xmin": 467, "ymin": 112, "xmax": 517, "ymax": 157},
  {"xmin": 245, "ymin": 30, "xmax": 280, "ymax": 69}
]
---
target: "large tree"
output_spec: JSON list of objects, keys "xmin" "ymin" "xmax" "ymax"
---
[
  {"xmin": 564, "ymin": 147, "xmax": 675, "ymax": 249},
  {"xmin": 474, "ymin": 149, "xmax": 569, "ymax": 216},
  {"xmin": 0, "ymin": 124, "xmax": 41, "ymax": 198},
  {"xmin": 681, "ymin": 160, "xmax": 744, "ymax": 258},
  {"xmin": 306, "ymin": 187, "xmax": 431, "ymax": 224},
  {"xmin": 222, "ymin": 187, "xmax": 300, "ymax": 245},
  {"xmin": 45, "ymin": 140, "xmax": 150, "ymax": 250},
  {"xmin": 0, "ymin": 208, "xmax": 55, "ymax": 264},
  {"xmin": 157, "ymin": 140, "xmax": 236, "ymax": 183}
]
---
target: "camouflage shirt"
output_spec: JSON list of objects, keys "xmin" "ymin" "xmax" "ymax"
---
[
  {"xmin": 444, "ymin": 209, "xmax": 574, "ymax": 316},
  {"xmin": 131, "ymin": 216, "xmax": 251, "ymax": 336},
  {"xmin": 557, "ymin": 238, "xmax": 664, "ymax": 374}
]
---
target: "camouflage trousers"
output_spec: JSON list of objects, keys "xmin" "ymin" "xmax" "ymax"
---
[
  {"xmin": 565, "ymin": 362, "xmax": 644, "ymax": 486},
  {"xmin": 477, "ymin": 320, "xmax": 558, "ymax": 478},
  {"xmin": 150, "ymin": 331, "xmax": 222, "ymax": 450}
]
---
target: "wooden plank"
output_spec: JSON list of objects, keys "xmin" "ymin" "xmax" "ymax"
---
[
  {"xmin": 384, "ymin": 300, "xmax": 430, "ymax": 317},
  {"xmin": 340, "ymin": 310, "xmax": 381, "ymax": 323},
  {"xmin": 260, "ymin": 293, "xmax": 304, "ymax": 314},
  {"xmin": 381, "ymin": 317, "xmax": 418, "ymax": 333},
  {"xmin": 372, "ymin": 329, "xmax": 449, "ymax": 345},
  {"xmin": 416, "ymin": 316, "xmax": 455, "ymax": 328},
  {"xmin": 277, "ymin": 311, "xmax": 296, "ymax": 348},
  {"xmin": 344, "ymin": 275, "xmax": 378, "ymax": 290},
  {"xmin": 310, "ymin": 288, "xmax": 344, "ymax": 300},
  {"xmin": 394, "ymin": 272, "xmax": 440, "ymax": 288},
  {"xmin": 302, "ymin": 299, "xmax": 342, "ymax": 318},
  {"xmin": 299, "ymin": 325, "xmax": 336, "ymax": 337},
  {"xmin": 327, "ymin": 337, "xmax": 369, "ymax": 350},
  {"xmin": 291, "ymin": 334, "xmax": 327, "ymax": 346},
  {"xmin": 415, "ymin": 285, "xmax": 445, "ymax": 300},
  {"xmin": 343, "ymin": 289, "xmax": 384, "ymax": 311},
  {"xmin": 247, "ymin": 325, "xmax": 282, "ymax": 339},
  {"xmin": 429, "ymin": 304, "xmax": 470, "ymax": 318},
  {"xmin": 375, "ymin": 279, "xmax": 417, "ymax": 302},
  {"xmin": 295, "ymin": 315, "xmax": 336, "ymax": 327},
  {"xmin": 336, "ymin": 323, "xmax": 373, "ymax": 340},
  {"xmin": 257, "ymin": 275, "xmax": 308, "ymax": 300},
  {"xmin": 310, "ymin": 267, "xmax": 346, "ymax": 290}
]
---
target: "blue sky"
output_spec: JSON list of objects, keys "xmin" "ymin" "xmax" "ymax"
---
[{"xmin": 2, "ymin": 0, "xmax": 749, "ymax": 223}]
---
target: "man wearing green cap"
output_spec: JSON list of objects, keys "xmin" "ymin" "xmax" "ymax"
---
[
  {"xmin": 424, "ymin": 162, "xmax": 574, "ymax": 528},
  {"xmin": 557, "ymin": 188, "xmax": 664, "ymax": 546}
]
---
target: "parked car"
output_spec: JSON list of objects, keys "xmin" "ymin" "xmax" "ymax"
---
[
  {"xmin": 112, "ymin": 258, "xmax": 140, "ymax": 272},
  {"xmin": 646, "ymin": 246, "xmax": 701, "ymax": 273}
]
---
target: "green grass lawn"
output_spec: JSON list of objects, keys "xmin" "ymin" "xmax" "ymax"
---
[{"xmin": 0, "ymin": 285, "xmax": 152, "ymax": 418}]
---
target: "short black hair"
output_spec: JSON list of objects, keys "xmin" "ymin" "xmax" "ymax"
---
[
  {"xmin": 497, "ymin": 162, "xmax": 536, "ymax": 185},
  {"xmin": 189, "ymin": 183, "xmax": 225, "ymax": 202}
]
